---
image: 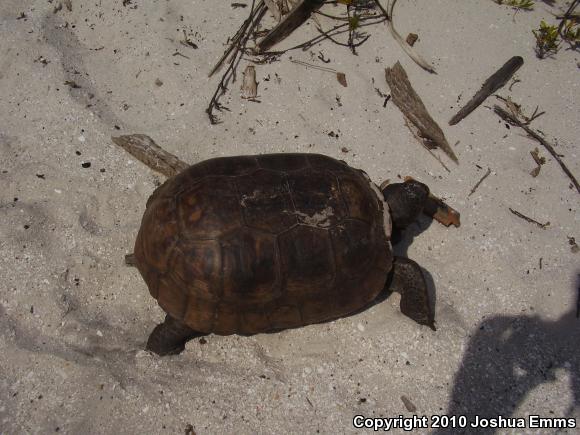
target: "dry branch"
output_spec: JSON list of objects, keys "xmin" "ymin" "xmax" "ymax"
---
[
  {"xmin": 385, "ymin": 62, "xmax": 458, "ymax": 163},
  {"xmin": 111, "ymin": 134, "xmax": 188, "ymax": 178},
  {"xmin": 449, "ymin": 56, "xmax": 523, "ymax": 126},
  {"xmin": 493, "ymin": 105, "xmax": 580, "ymax": 194}
]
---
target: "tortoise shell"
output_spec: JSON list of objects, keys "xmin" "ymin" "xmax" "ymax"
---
[{"xmin": 134, "ymin": 153, "xmax": 392, "ymax": 335}]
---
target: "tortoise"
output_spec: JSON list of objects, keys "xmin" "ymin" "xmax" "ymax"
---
[{"xmin": 134, "ymin": 153, "xmax": 440, "ymax": 355}]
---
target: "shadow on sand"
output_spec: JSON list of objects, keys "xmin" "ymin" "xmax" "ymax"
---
[{"xmin": 433, "ymin": 274, "xmax": 580, "ymax": 434}]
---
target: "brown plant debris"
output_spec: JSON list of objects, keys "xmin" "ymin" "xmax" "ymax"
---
[
  {"xmin": 385, "ymin": 62, "xmax": 458, "ymax": 163},
  {"xmin": 508, "ymin": 208, "xmax": 550, "ymax": 229},
  {"xmin": 494, "ymin": 105, "xmax": 580, "ymax": 194},
  {"xmin": 406, "ymin": 33, "xmax": 418, "ymax": 46},
  {"xmin": 336, "ymin": 72, "xmax": 348, "ymax": 87},
  {"xmin": 111, "ymin": 134, "xmax": 188, "ymax": 178},
  {"xmin": 529, "ymin": 147, "xmax": 546, "ymax": 177},
  {"xmin": 449, "ymin": 56, "xmax": 523, "ymax": 126}
]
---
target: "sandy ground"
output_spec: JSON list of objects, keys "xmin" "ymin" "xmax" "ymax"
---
[{"xmin": 1, "ymin": 0, "xmax": 579, "ymax": 434}]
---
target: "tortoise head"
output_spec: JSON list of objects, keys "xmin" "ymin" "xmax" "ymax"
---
[{"xmin": 381, "ymin": 179, "xmax": 429, "ymax": 230}]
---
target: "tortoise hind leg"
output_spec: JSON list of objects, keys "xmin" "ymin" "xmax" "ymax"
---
[
  {"xmin": 146, "ymin": 314, "xmax": 204, "ymax": 356},
  {"xmin": 386, "ymin": 256, "xmax": 436, "ymax": 331}
]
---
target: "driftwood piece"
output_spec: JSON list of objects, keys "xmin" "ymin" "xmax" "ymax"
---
[
  {"xmin": 241, "ymin": 65, "xmax": 258, "ymax": 99},
  {"xmin": 449, "ymin": 56, "xmax": 523, "ymax": 126},
  {"xmin": 111, "ymin": 134, "xmax": 188, "ymax": 178},
  {"xmin": 493, "ymin": 105, "xmax": 580, "ymax": 194},
  {"xmin": 256, "ymin": 0, "xmax": 324, "ymax": 53},
  {"xmin": 385, "ymin": 62, "xmax": 458, "ymax": 163}
]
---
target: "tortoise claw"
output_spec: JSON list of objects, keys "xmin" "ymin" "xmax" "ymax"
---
[
  {"xmin": 146, "ymin": 315, "xmax": 202, "ymax": 356},
  {"xmin": 386, "ymin": 256, "xmax": 435, "ymax": 330}
]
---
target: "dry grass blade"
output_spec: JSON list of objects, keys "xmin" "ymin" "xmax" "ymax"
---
[{"xmin": 374, "ymin": 0, "xmax": 436, "ymax": 73}]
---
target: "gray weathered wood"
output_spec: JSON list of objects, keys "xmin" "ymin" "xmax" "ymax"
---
[
  {"xmin": 449, "ymin": 56, "xmax": 523, "ymax": 126},
  {"xmin": 385, "ymin": 62, "xmax": 458, "ymax": 163}
]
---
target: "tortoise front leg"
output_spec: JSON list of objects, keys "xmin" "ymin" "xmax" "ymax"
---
[
  {"xmin": 146, "ymin": 314, "xmax": 204, "ymax": 356},
  {"xmin": 386, "ymin": 256, "xmax": 436, "ymax": 331}
]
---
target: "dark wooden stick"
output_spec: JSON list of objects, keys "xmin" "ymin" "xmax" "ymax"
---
[
  {"xmin": 111, "ymin": 134, "xmax": 188, "ymax": 178},
  {"xmin": 508, "ymin": 208, "xmax": 549, "ymax": 229},
  {"xmin": 449, "ymin": 56, "xmax": 523, "ymax": 126},
  {"xmin": 256, "ymin": 0, "xmax": 325, "ymax": 53},
  {"xmin": 493, "ymin": 105, "xmax": 580, "ymax": 194},
  {"xmin": 385, "ymin": 62, "xmax": 458, "ymax": 163}
]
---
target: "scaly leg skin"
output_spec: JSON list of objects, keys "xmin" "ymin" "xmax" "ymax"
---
[
  {"xmin": 387, "ymin": 256, "xmax": 436, "ymax": 331},
  {"xmin": 146, "ymin": 314, "xmax": 203, "ymax": 356}
]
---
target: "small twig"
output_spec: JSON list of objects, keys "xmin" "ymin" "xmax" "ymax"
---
[
  {"xmin": 508, "ymin": 208, "xmax": 550, "ymax": 229},
  {"xmin": 290, "ymin": 59, "xmax": 336, "ymax": 73},
  {"xmin": 468, "ymin": 167, "xmax": 491, "ymax": 197},
  {"xmin": 494, "ymin": 105, "xmax": 580, "ymax": 194}
]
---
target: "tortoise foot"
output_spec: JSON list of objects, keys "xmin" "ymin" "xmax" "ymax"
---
[
  {"xmin": 387, "ymin": 256, "xmax": 436, "ymax": 331},
  {"xmin": 146, "ymin": 314, "xmax": 203, "ymax": 356}
]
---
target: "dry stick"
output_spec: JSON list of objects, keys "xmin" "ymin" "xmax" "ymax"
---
[
  {"xmin": 374, "ymin": 0, "xmax": 435, "ymax": 74},
  {"xmin": 207, "ymin": 1, "xmax": 266, "ymax": 123},
  {"xmin": 111, "ymin": 134, "xmax": 188, "ymax": 178},
  {"xmin": 468, "ymin": 167, "xmax": 491, "ymax": 197},
  {"xmin": 449, "ymin": 56, "xmax": 523, "ymax": 126},
  {"xmin": 385, "ymin": 61, "xmax": 458, "ymax": 163},
  {"xmin": 493, "ymin": 105, "xmax": 580, "ymax": 194},
  {"xmin": 260, "ymin": 16, "xmax": 386, "ymax": 55},
  {"xmin": 508, "ymin": 208, "xmax": 550, "ymax": 229},
  {"xmin": 256, "ymin": 0, "xmax": 325, "ymax": 53},
  {"xmin": 208, "ymin": 0, "xmax": 265, "ymax": 77}
]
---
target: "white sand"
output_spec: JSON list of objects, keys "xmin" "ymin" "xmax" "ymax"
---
[{"xmin": 1, "ymin": 0, "xmax": 578, "ymax": 433}]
